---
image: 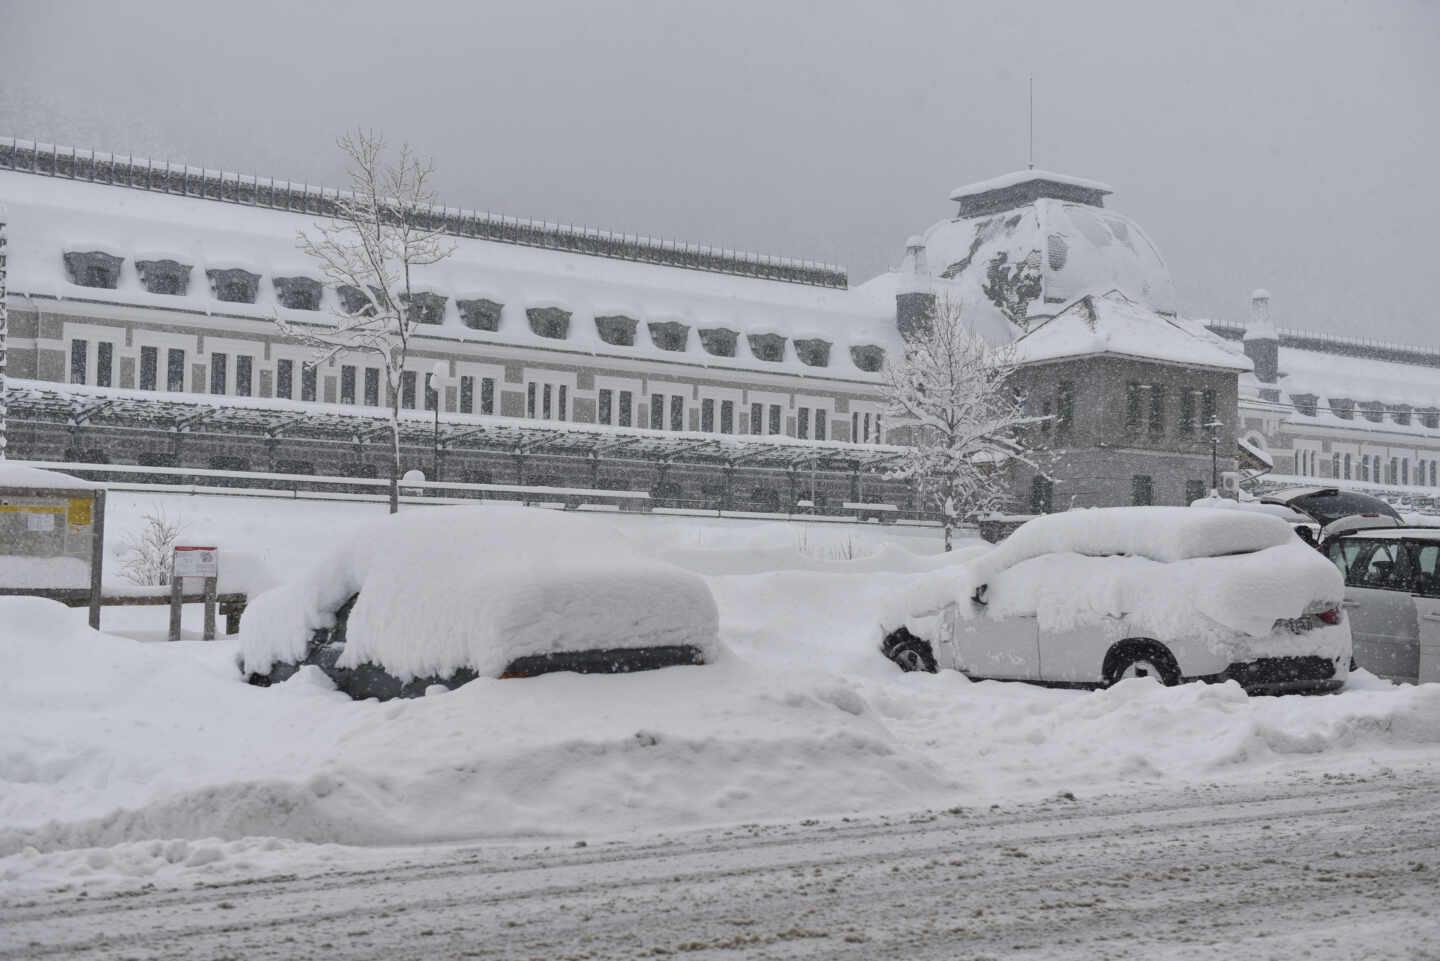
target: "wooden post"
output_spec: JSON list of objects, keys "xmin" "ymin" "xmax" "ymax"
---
[
  {"xmin": 168, "ymin": 577, "xmax": 183, "ymax": 642},
  {"xmin": 88, "ymin": 490, "xmax": 106, "ymax": 631},
  {"xmin": 202, "ymin": 576, "xmax": 217, "ymax": 641}
]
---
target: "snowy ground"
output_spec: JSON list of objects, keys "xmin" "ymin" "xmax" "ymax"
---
[{"xmin": 3, "ymin": 492, "xmax": 1439, "ymax": 957}]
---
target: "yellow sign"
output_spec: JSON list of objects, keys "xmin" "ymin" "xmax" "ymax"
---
[{"xmin": 67, "ymin": 499, "xmax": 93, "ymax": 526}]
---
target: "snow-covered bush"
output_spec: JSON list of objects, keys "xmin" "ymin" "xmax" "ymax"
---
[{"xmin": 117, "ymin": 509, "xmax": 184, "ymax": 586}]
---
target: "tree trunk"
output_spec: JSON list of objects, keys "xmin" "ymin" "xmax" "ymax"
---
[
  {"xmin": 389, "ymin": 403, "xmax": 401, "ymax": 514},
  {"xmin": 944, "ymin": 521, "xmax": 953, "ymax": 552}
]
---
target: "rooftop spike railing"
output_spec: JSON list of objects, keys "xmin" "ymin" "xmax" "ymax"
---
[{"xmin": 0, "ymin": 137, "xmax": 848, "ymax": 290}]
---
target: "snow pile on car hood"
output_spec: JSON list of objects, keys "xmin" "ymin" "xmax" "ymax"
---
[
  {"xmin": 240, "ymin": 505, "xmax": 720, "ymax": 680},
  {"xmin": 888, "ymin": 508, "xmax": 1341, "ymax": 640}
]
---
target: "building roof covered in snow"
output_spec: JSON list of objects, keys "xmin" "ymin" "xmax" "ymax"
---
[{"xmin": 0, "ymin": 140, "xmax": 900, "ymax": 382}]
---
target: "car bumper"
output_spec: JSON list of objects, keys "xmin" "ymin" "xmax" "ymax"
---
[{"xmin": 1197, "ymin": 655, "xmax": 1346, "ymax": 695}]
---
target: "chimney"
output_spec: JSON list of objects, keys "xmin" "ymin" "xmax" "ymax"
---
[
  {"xmin": 1242, "ymin": 288, "xmax": 1279, "ymax": 389},
  {"xmin": 896, "ymin": 235, "xmax": 936, "ymax": 339}
]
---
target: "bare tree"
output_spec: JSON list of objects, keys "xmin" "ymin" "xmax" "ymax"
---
[
  {"xmin": 882, "ymin": 293, "xmax": 1032, "ymax": 551},
  {"xmin": 281, "ymin": 130, "xmax": 454, "ymax": 513}
]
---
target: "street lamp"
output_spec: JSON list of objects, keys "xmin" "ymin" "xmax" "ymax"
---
[
  {"xmin": 1205, "ymin": 418, "xmax": 1223, "ymax": 494},
  {"xmin": 426, "ymin": 361, "xmax": 453, "ymax": 483}
]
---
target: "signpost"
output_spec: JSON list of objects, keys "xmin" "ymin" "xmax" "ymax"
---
[{"xmin": 169, "ymin": 546, "xmax": 219, "ymax": 642}]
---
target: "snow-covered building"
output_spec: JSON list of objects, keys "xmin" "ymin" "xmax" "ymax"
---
[
  {"xmin": 856, "ymin": 169, "xmax": 1249, "ymax": 510},
  {"xmin": 0, "ymin": 139, "xmax": 1257, "ymax": 512},
  {"xmin": 1210, "ymin": 290, "xmax": 1440, "ymax": 505}
]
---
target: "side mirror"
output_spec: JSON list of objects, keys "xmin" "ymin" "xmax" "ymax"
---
[{"xmin": 972, "ymin": 584, "xmax": 989, "ymax": 606}]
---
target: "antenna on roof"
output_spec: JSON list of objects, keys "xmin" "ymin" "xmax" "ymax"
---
[{"xmin": 1028, "ymin": 76, "xmax": 1035, "ymax": 170}]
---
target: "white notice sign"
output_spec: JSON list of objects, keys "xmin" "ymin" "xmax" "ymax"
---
[
  {"xmin": 173, "ymin": 546, "xmax": 219, "ymax": 578},
  {"xmin": 27, "ymin": 512, "xmax": 56, "ymax": 532}
]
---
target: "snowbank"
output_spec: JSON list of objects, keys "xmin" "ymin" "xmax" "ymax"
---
[
  {"xmin": 0, "ymin": 463, "xmax": 100, "ymax": 490},
  {"xmin": 240, "ymin": 505, "xmax": 720, "ymax": 680}
]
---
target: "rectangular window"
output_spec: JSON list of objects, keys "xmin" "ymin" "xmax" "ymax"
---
[
  {"xmin": 769, "ymin": 404, "xmax": 781, "ymax": 435},
  {"xmin": 1125, "ymin": 382, "xmax": 1142, "ymax": 429},
  {"xmin": 210, "ymin": 352, "xmax": 227, "ymax": 395},
  {"xmin": 276, "ymin": 359, "xmax": 294, "ymax": 399},
  {"xmin": 721, "ymin": 400, "xmax": 734, "ymax": 434},
  {"xmin": 875, "ymin": 414, "xmax": 882, "ymax": 442},
  {"xmin": 701, "ymin": 398, "xmax": 715, "ymax": 433},
  {"xmin": 70, "ymin": 339, "xmax": 88, "ymax": 384},
  {"xmin": 401, "ymin": 370, "xmax": 416, "ymax": 410},
  {"xmin": 558, "ymin": 385, "xmax": 568, "ymax": 422},
  {"xmin": 423, "ymin": 373, "xmax": 437, "ymax": 411},
  {"xmin": 1201, "ymin": 389, "xmax": 1216, "ymax": 428},
  {"xmin": 863, "ymin": 412, "xmax": 871, "ymax": 443},
  {"xmin": 301, "ymin": 363, "xmax": 317, "ymax": 402},
  {"xmin": 528, "ymin": 383, "xmax": 538, "ymax": 418},
  {"xmin": 650, "ymin": 393, "xmax": 663, "ymax": 430},
  {"xmin": 1030, "ymin": 475, "xmax": 1054, "ymax": 514},
  {"xmin": 340, "ymin": 365, "xmax": 356, "ymax": 405},
  {"xmin": 235, "ymin": 356, "xmax": 252, "ymax": 397},
  {"xmin": 852, "ymin": 412, "xmax": 859, "ymax": 443},
  {"xmin": 482, "ymin": 377, "xmax": 495, "ymax": 415},
  {"xmin": 460, "ymin": 375, "xmax": 474, "ymax": 414},
  {"xmin": 167, "ymin": 348, "xmax": 185, "ymax": 392},
  {"xmin": 96, "ymin": 342, "xmax": 113, "ymax": 388},
  {"xmin": 140, "ymin": 346, "xmax": 158, "ymax": 390},
  {"xmin": 1056, "ymin": 382, "xmax": 1074, "ymax": 432},
  {"xmin": 1180, "ymin": 389, "xmax": 1196, "ymax": 432},
  {"xmin": 618, "ymin": 390, "xmax": 632, "ymax": 427},
  {"xmin": 670, "ymin": 395, "xmax": 684, "ymax": 431},
  {"xmin": 598, "ymin": 389, "xmax": 613, "ymax": 425},
  {"xmin": 542, "ymin": 383, "xmax": 553, "ymax": 420},
  {"xmin": 1148, "ymin": 385, "xmax": 1165, "ymax": 434},
  {"xmin": 1132, "ymin": 474, "xmax": 1154, "ymax": 506},
  {"xmin": 364, "ymin": 368, "xmax": 380, "ymax": 407},
  {"xmin": 815, "ymin": 409, "xmax": 826, "ymax": 441},
  {"xmin": 798, "ymin": 406, "xmax": 810, "ymax": 440},
  {"xmin": 752, "ymin": 403, "xmax": 763, "ymax": 436},
  {"xmin": 1185, "ymin": 480, "xmax": 1206, "ymax": 504}
]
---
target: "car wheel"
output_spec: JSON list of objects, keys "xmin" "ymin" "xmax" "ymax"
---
[
  {"xmin": 882, "ymin": 627, "xmax": 938, "ymax": 673},
  {"xmin": 1104, "ymin": 642, "xmax": 1180, "ymax": 687}
]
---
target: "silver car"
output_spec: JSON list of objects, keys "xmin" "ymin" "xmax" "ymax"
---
[{"xmin": 1325, "ymin": 528, "xmax": 1440, "ymax": 684}]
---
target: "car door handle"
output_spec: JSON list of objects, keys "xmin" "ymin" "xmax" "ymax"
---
[
  {"xmin": 1342, "ymin": 600, "xmax": 1361, "ymax": 608},
  {"xmin": 1425, "ymin": 613, "xmax": 1440, "ymax": 622}
]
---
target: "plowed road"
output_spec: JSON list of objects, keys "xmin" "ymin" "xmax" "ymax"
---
[{"xmin": 4, "ymin": 769, "xmax": 1438, "ymax": 960}]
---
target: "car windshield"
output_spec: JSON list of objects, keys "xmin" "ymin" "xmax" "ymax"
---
[{"xmin": 1286, "ymin": 490, "xmax": 1402, "ymax": 527}]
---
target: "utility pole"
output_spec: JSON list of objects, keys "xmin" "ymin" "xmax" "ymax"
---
[
  {"xmin": 0, "ymin": 203, "xmax": 8, "ymax": 461},
  {"xmin": 1206, "ymin": 418, "xmax": 1223, "ymax": 494}
]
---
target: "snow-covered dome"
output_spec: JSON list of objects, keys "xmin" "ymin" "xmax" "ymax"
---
[{"xmin": 911, "ymin": 170, "xmax": 1178, "ymax": 335}]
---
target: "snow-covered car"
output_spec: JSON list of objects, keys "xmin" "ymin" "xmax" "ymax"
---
[
  {"xmin": 881, "ymin": 507, "xmax": 1351, "ymax": 694},
  {"xmin": 1324, "ymin": 527, "xmax": 1440, "ymax": 684},
  {"xmin": 240, "ymin": 505, "xmax": 720, "ymax": 699}
]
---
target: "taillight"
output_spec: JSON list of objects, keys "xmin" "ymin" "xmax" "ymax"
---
[{"xmin": 1317, "ymin": 608, "xmax": 1342, "ymax": 625}]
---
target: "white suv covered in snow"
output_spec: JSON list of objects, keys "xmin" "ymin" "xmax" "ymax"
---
[{"xmin": 882, "ymin": 507, "xmax": 1351, "ymax": 694}]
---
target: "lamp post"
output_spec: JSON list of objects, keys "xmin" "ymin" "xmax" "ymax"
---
[
  {"xmin": 1205, "ymin": 417, "xmax": 1223, "ymax": 494},
  {"xmin": 427, "ymin": 361, "xmax": 452, "ymax": 483}
]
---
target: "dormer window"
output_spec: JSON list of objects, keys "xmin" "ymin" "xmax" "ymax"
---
[
  {"xmin": 1358, "ymin": 401, "xmax": 1385, "ymax": 423},
  {"xmin": 135, "ymin": 260, "xmax": 192, "ymax": 296},
  {"xmin": 595, "ymin": 315, "xmax": 638, "ymax": 346},
  {"xmin": 793, "ymin": 338, "xmax": 832, "ymax": 368},
  {"xmin": 849, "ymin": 345, "xmax": 886, "ymax": 372},
  {"xmin": 1328, "ymin": 398, "xmax": 1355, "ymax": 420},
  {"xmin": 527, "ymin": 306, "xmax": 571, "ymax": 339},
  {"xmin": 1392, "ymin": 404, "xmax": 1413, "ymax": 426},
  {"xmin": 274, "ymin": 276, "xmax": 323, "ymax": 311},
  {"xmin": 648, "ymin": 321, "xmax": 690, "ymax": 352},
  {"xmin": 1420, "ymin": 408, "xmax": 1440, "ymax": 430},
  {"xmin": 698, "ymin": 328, "xmax": 737, "ymax": 357},
  {"xmin": 207, "ymin": 268, "xmax": 260, "ymax": 304},
  {"xmin": 747, "ymin": 333, "xmax": 786, "ymax": 362},
  {"xmin": 458, "ymin": 298, "xmax": 503, "ymax": 332},
  {"xmin": 63, "ymin": 251, "xmax": 123, "ymax": 289},
  {"xmin": 402, "ymin": 292, "xmax": 448, "ymax": 325},
  {"xmin": 337, "ymin": 285, "xmax": 381, "ymax": 316},
  {"xmin": 1292, "ymin": 393, "xmax": 1319, "ymax": 418}
]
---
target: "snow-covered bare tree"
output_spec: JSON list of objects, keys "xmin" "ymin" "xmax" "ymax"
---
[
  {"xmin": 281, "ymin": 130, "xmax": 454, "ymax": 513},
  {"xmin": 882, "ymin": 293, "xmax": 1032, "ymax": 551}
]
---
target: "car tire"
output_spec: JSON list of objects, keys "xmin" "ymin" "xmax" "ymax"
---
[
  {"xmin": 882, "ymin": 627, "xmax": 938, "ymax": 673},
  {"xmin": 1103, "ymin": 641, "xmax": 1180, "ymax": 687}
]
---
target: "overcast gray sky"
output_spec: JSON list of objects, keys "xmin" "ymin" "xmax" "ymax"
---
[{"xmin": 2, "ymin": 0, "xmax": 1435, "ymax": 341}]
